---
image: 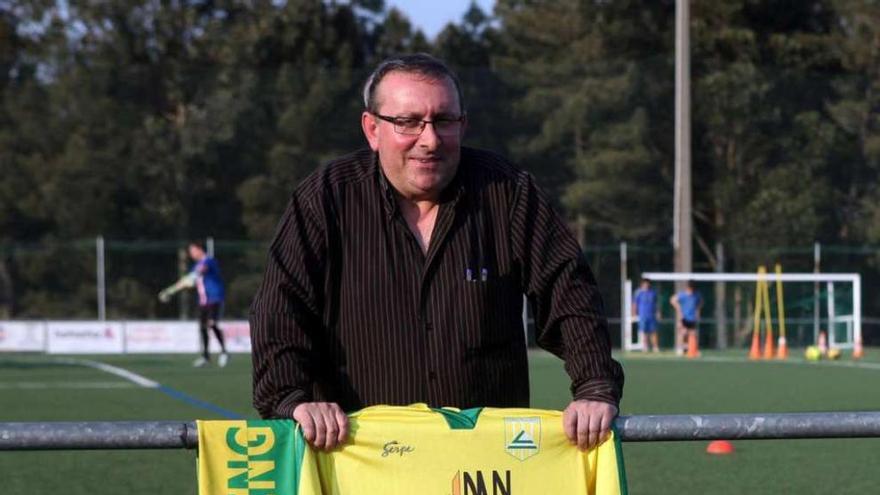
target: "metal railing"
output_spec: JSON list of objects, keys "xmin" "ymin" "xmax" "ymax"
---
[{"xmin": 2, "ymin": 411, "xmax": 879, "ymax": 450}]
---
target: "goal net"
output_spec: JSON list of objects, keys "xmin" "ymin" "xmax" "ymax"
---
[{"xmin": 622, "ymin": 272, "xmax": 862, "ymax": 352}]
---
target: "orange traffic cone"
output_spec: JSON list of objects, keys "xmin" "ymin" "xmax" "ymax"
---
[
  {"xmin": 749, "ymin": 331, "xmax": 761, "ymax": 360},
  {"xmin": 706, "ymin": 440, "xmax": 735, "ymax": 455},
  {"xmin": 852, "ymin": 336, "xmax": 864, "ymax": 360},
  {"xmin": 686, "ymin": 331, "xmax": 700, "ymax": 358},
  {"xmin": 763, "ymin": 328, "xmax": 775, "ymax": 359},
  {"xmin": 776, "ymin": 336, "xmax": 788, "ymax": 359}
]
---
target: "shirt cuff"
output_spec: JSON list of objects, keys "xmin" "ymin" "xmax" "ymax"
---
[
  {"xmin": 275, "ymin": 389, "xmax": 310, "ymax": 418},
  {"xmin": 572, "ymin": 378, "xmax": 622, "ymax": 407}
]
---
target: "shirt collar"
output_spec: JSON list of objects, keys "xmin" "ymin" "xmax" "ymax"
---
[
  {"xmin": 373, "ymin": 152, "xmax": 467, "ymax": 219},
  {"xmin": 373, "ymin": 153, "xmax": 396, "ymax": 218}
]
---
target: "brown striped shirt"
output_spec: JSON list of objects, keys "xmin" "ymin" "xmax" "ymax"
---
[{"xmin": 250, "ymin": 147, "xmax": 624, "ymax": 418}]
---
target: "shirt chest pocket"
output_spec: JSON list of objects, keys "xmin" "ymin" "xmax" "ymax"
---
[{"xmin": 457, "ymin": 271, "xmax": 523, "ymax": 352}]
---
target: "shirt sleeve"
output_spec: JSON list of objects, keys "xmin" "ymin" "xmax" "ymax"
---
[
  {"xmin": 250, "ymin": 191, "xmax": 328, "ymax": 419},
  {"xmin": 509, "ymin": 172, "xmax": 624, "ymax": 406}
]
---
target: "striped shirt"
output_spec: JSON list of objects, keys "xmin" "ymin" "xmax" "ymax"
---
[{"xmin": 250, "ymin": 147, "xmax": 624, "ymax": 418}]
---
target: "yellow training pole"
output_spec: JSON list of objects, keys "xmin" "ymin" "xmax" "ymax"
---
[{"xmin": 775, "ymin": 264, "xmax": 788, "ymax": 359}]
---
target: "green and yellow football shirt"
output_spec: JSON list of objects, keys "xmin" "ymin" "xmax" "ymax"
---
[{"xmin": 198, "ymin": 403, "xmax": 627, "ymax": 495}]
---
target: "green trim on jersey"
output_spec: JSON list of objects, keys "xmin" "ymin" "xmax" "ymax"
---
[
  {"xmin": 292, "ymin": 423, "xmax": 307, "ymax": 495},
  {"xmin": 430, "ymin": 406, "xmax": 484, "ymax": 429},
  {"xmin": 612, "ymin": 424, "xmax": 629, "ymax": 495}
]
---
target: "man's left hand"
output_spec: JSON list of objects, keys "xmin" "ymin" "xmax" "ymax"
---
[{"xmin": 562, "ymin": 400, "xmax": 618, "ymax": 451}]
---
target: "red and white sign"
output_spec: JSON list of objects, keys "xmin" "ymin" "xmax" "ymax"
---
[
  {"xmin": 2, "ymin": 319, "xmax": 251, "ymax": 354},
  {"xmin": 47, "ymin": 321, "xmax": 125, "ymax": 354},
  {"xmin": 209, "ymin": 320, "xmax": 252, "ymax": 353},
  {"xmin": 124, "ymin": 321, "xmax": 200, "ymax": 353},
  {"xmin": 0, "ymin": 321, "xmax": 46, "ymax": 352}
]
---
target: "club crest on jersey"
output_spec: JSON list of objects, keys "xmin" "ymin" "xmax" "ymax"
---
[{"xmin": 504, "ymin": 417, "xmax": 540, "ymax": 460}]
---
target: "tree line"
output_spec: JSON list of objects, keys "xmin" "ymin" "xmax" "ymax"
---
[{"xmin": 1, "ymin": 0, "xmax": 879, "ymax": 321}]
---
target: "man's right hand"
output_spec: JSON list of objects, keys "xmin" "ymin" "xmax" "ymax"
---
[{"xmin": 292, "ymin": 402, "xmax": 349, "ymax": 450}]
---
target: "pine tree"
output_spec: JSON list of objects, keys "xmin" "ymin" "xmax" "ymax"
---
[
  {"xmin": 494, "ymin": 0, "xmax": 675, "ymax": 244},
  {"xmin": 692, "ymin": 0, "xmax": 841, "ymax": 269}
]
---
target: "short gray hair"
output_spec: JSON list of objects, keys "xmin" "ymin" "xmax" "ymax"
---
[{"xmin": 362, "ymin": 53, "xmax": 465, "ymax": 114}]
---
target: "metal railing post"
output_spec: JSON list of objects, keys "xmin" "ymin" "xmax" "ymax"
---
[
  {"xmin": 96, "ymin": 236, "xmax": 106, "ymax": 321},
  {"xmin": 3, "ymin": 412, "xmax": 880, "ymax": 450}
]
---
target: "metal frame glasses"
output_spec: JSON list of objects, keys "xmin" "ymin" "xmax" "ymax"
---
[{"xmin": 372, "ymin": 113, "xmax": 465, "ymax": 136}]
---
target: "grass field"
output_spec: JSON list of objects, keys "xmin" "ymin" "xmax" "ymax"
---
[{"xmin": 1, "ymin": 349, "xmax": 879, "ymax": 494}]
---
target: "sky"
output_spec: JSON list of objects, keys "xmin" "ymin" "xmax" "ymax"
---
[{"xmin": 384, "ymin": 0, "xmax": 496, "ymax": 39}]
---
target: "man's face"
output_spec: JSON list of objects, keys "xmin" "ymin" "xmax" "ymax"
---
[
  {"xmin": 362, "ymin": 71, "xmax": 466, "ymax": 201},
  {"xmin": 188, "ymin": 245, "xmax": 204, "ymax": 261}
]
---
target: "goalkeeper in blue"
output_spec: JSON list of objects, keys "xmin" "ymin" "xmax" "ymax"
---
[{"xmin": 159, "ymin": 241, "xmax": 229, "ymax": 367}]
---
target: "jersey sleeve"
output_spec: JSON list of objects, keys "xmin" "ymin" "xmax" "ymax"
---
[{"xmin": 197, "ymin": 420, "xmax": 317, "ymax": 495}]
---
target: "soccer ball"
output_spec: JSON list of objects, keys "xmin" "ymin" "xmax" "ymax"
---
[
  {"xmin": 827, "ymin": 348, "xmax": 842, "ymax": 360},
  {"xmin": 804, "ymin": 346, "xmax": 822, "ymax": 361}
]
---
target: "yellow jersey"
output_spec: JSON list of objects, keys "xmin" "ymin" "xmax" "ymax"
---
[{"xmin": 198, "ymin": 404, "xmax": 627, "ymax": 495}]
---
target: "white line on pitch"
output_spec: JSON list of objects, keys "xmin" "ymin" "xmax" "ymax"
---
[
  {"xmin": 0, "ymin": 381, "xmax": 136, "ymax": 389},
  {"xmin": 53, "ymin": 358, "xmax": 160, "ymax": 388},
  {"xmin": 620, "ymin": 353, "xmax": 880, "ymax": 371},
  {"xmin": 689, "ymin": 355, "xmax": 880, "ymax": 371}
]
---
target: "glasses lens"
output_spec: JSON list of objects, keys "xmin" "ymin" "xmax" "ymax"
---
[
  {"xmin": 394, "ymin": 118, "xmax": 423, "ymax": 135},
  {"xmin": 385, "ymin": 115, "xmax": 462, "ymax": 136}
]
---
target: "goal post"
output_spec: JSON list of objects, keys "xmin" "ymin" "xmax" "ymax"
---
[{"xmin": 622, "ymin": 272, "xmax": 861, "ymax": 352}]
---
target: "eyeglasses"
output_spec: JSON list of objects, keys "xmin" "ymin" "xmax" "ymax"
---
[{"xmin": 372, "ymin": 113, "xmax": 465, "ymax": 136}]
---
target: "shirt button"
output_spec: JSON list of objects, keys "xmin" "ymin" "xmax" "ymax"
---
[{"xmin": 428, "ymin": 371, "xmax": 437, "ymax": 380}]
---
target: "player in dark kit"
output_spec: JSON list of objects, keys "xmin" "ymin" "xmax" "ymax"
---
[{"xmin": 159, "ymin": 241, "xmax": 229, "ymax": 367}]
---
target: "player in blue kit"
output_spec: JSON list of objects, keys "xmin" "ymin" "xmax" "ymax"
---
[
  {"xmin": 159, "ymin": 241, "xmax": 229, "ymax": 367},
  {"xmin": 633, "ymin": 278, "xmax": 660, "ymax": 352},
  {"xmin": 188, "ymin": 242, "xmax": 229, "ymax": 367},
  {"xmin": 670, "ymin": 280, "xmax": 702, "ymax": 356}
]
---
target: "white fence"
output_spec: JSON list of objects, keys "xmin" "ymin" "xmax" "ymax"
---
[{"xmin": 0, "ymin": 320, "xmax": 251, "ymax": 354}]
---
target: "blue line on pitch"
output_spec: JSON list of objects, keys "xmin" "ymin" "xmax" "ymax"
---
[{"xmin": 157, "ymin": 385, "xmax": 244, "ymax": 419}]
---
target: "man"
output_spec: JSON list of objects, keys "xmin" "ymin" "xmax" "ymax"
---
[
  {"xmin": 188, "ymin": 242, "xmax": 230, "ymax": 367},
  {"xmin": 670, "ymin": 280, "xmax": 702, "ymax": 356},
  {"xmin": 161, "ymin": 242, "xmax": 229, "ymax": 367},
  {"xmin": 633, "ymin": 278, "xmax": 660, "ymax": 352},
  {"xmin": 250, "ymin": 54, "xmax": 624, "ymax": 453}
]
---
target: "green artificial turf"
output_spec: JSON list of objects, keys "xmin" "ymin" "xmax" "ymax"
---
[{"xmin": 530, "ymin": 350, "xmax": 880, "ymax": 495}]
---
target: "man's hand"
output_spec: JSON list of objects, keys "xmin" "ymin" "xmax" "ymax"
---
[
  {"xmin": 292, "ymin": 402, "xmax": 349, "ymax": 450},
  {"xmin": 562, "ymin": 400, "xmax": 618, "ymax": 451}
]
